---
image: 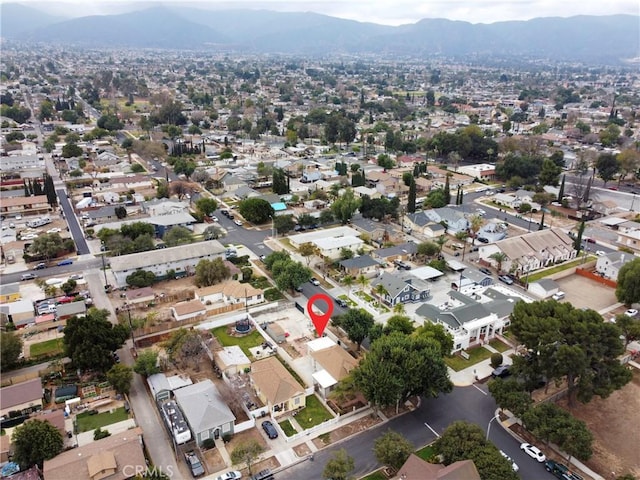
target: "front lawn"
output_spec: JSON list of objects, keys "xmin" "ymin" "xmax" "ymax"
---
[
  {"xmin": 211, "ymin": 326, "xmax": 264, "ymax": 357},
  {"xmin": 278, "ymin": 419, "xmax": 297, "ymax": 437},
  {"xmin": 30, "ymin": 338, "xmax": 64, "ymax": 358},
  {"xmin": 488, "ymin": 338, "xmax": 510, "ymax": 353},
  {"xmin": 295, "ymin": 395, "xmax": 334, "ymax": 430},
  {"xmin": 360, "ymin": 470, "xmax": 387, "ymax": 480},
  {"xmin": 76, "ymin": 407, "xmax": 129, "ymax": 433},
  {"xmin": 415, "ymin": 444, "xmax": 437, "ymax": 462},
  {"xmin": 445, "ymin": 346, "xmax": 494, "ymax": 371}
]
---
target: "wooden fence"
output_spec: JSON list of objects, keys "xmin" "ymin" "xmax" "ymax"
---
[{"xmin": 575, "ymin": 268, "xmax": 617, "ymax": 288}]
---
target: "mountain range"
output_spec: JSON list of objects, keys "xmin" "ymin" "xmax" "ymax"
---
[{"xmin": 1, "ymin": 3, "xmax": 638, "ymax": 64}]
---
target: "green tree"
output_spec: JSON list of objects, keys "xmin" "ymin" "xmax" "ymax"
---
[
  {"xmin": 423, "ymin": 188, "xmax": 447, "ymax": 209},
  {"xmin": 468, "ymin": 214, "xmax": 485, "ymax": 246},
  {"xmin": 334, "ymin": 308, "xmax": 374, "ymax": 351},
  {"xmin": 230, "ymin": 440, "xmax": 264, "ymax": 476},
  {"xmin": 488, "ymin": 251, "xmax": 508, "ymax": 273},
  {"xmin": 263, "ymin": 251, "xmax": 291, "ymax": 271},
  {"xmin": 133, "ymin": 349, "xmax": 160, "ymax": 377},
  {"xmin": 574, "ymin": 221, "xmax": 585, "ymax": 251},
  {"xmin": 0, "ymin": 332, "xmax": 23, "ymax": 369},
  {"xmin": 12, "ymin": 419, "xmax": 64, "ymax": 469},
  {"xmin": 595, "ymin": 153, "xmax": 620, "ymax": 186},
  {"xmin": 613, "ymin": 314, "xmax": 640, "ymax": 348},
  {"xmin": 435, "ymin": 421, "xmax": 518, "ymax": 480},
  {"xmin": 163, "ymin": 226, "xmax": 193, "ymax": 247},
  {"xmin": 407, "ymin": 177, "xmax": 417, "ymax": 213},
  {"xmin": 352, "ymin": 332, "xmax": 452, "ymax": 412},
  {"xmin": 64, "ymin": 309, "xmax": 128, "ymax": 373},
  {"xmin": 60, "ymin": 279, "xmax": 77, "ymax": 296},
  {"xmin": 322, "ymin": 449, "xmax": 354, "ymax": 480},
  {"xmin": 30, "ymin": 233, "xmax": 65, "ymax": 261},
  {"xmin": 275, "ymin": 261, "xmax": 312, "ymax": 293},
  {"xmin": 538, "ymin": 158, "xmax": 562, "ymax": 186},
  {"xmin": 106, "ymin": 364, "xmax": 134, "ymax": 395},
  {"xmin": 126, "ymin": 270, "xmax": 156, "ymax": 287},
  {"xmin": 331, "ymin": 188, "xmax": 360, "ymax": 224},
  {"xmin": 510, "ymin": 300, "xmax": 632, "ymax": 407},
  {"xmin": 62, "ymin": 142, "xmax": 83, "ymax": 158},
  {"xmin": 273, "ymin": 214, "xmax": 296, "ymax": 234},
  {"xmin": 239, "ymin": 198, "xmax": 274, "ymax": 224},
  {"xmin": 373, "ymin": 430, "xmax": 414, "ymax": 470},
  {"xmin": 114, "ymin": 206, "xmax": 127, "ymax": 219},
  {"xmin": 413, "ymin": 322, "xmax": 454, "ymax": 355},
  {"xmin": 195, "ymin": 197, "xmax": 218, "ymax": 216},
  {"xmin": 488, "ymin": 378, "xmax": 534, "ymax": 418},
  {"xmin": 615, "ymin": 257, "xmax": 640, "ymax": 306},
  {"xmin": 272, "ymin": 168, "xmax": 290, "ymax": 195},
  {"xmin": 417, "ymin": 241, "xmax": 439, "ymax": 260},
  {"xmin": 298, "ymin": 243, "xmax": 318, "ymax": 266},
  {"xmin": 93, "ymin": 427, "xmax": 111, "ymax": 441},
  {"xmin": 194, "ymin": 258, "xmax": 231, "ymax": 287},
  {"xmin": 383, "ymin": 315, "xmax": 414, "ymax": 335},
  {"xmin": 97, "ymin": 113, "xmax": 124, "ymax": 131}
]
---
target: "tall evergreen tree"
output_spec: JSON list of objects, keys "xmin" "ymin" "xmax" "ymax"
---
[
  {"xmin": 443, "ymin": 174, "xmax": 451, "ymax": 205},
  {"xmin": 33, "ymin": 180, "xmax": 43, "ymax": 196},
  {"xmin": 23, "ymin": 179, "xmax": 29, "ymax": 197},
  {"xmin": 539, "ymin": 209, "xmax": 545, "ymax": 230},
  {"xmin": 557, "ymin": 175, "xmax": 566, "ymax": 202},
  {"xmin": 583, "ymin": 176, "xmax": 592, "ymax": 205},
  {"xmin": 413, "ymin": 163, "xmax": 420, "ymax": 178},
  {"xmin": 27, "ymin": 178, "xmax": 34, "ymax": 195},
  {"xmin": 408, "ymin": 177, "xmax": 417, "ymax": 213},
  {"xmin": 43, "ymin": 175, "xmax": 58, "ymax": 207},
  {"xmin": 574, "ymin": 221, "xmax": 585, "ymax": 251}
]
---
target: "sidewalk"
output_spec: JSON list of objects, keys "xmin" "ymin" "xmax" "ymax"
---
[{"xmin": 448, "ymin": 341, "xmax": 515, "ymax": 386}]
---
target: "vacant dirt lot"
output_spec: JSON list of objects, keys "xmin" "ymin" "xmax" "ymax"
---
[
  {"xmin": 557, "ymin": 368, "xmax": 640, "ymax": 478},
  {"xmin": 555, "ymin": 275, "xmax": 617, "ymax": 311}
]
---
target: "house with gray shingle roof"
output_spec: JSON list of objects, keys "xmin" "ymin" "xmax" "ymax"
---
[
  {"xmin": 339, "ymin": 255, "xmax": 382, "ymax": 278},
  {"xmin": 371, "ymin": 272, "xmax": 430, "ymax": 306},
  {"xmin": 173, "ymin": 379, "xmax": 235, "ymax": 445},
  {"xmin": 372, "ymin": 242, "xmax": 418, "ymax": 262}
]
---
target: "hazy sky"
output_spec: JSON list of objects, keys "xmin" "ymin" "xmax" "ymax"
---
[{"xmin": 9, "ymin": 0, "xmax": 640, "ymax": 25}]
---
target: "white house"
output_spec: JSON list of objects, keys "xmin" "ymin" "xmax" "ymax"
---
[
  {"xmin": 595, "ymin": 251, "xmax": 635, "ymax": 280},
  {"xmin": 307, "ymin": 338, "xmax": 358, "ymax": 399},
  {"xmin": 195, "ymin": 280, "xmax": 264, "ymax": 307},
  {"xmin": 171, "ymin": 299, "xmax": 206, "ymax": 321},
  {"xmin": 616, "ymin": 221, "xmax": 640, "ymax": 254},
  {"xmin": 528, "ymin": 278, "xmax": 561, "ymax": 298},
  {"xmin": 313, "ymin": 236, "xmax": 364, "ymax": 259}
]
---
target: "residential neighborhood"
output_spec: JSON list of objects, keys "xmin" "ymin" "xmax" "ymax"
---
[{"xmin": 0, "ymin": 5, "xmax": 639, "ymax": 480}]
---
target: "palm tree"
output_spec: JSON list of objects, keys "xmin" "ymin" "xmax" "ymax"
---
[
  {"xmin": 468, "ymin": 214, "xmax": 485, "ymax": 246},
  {"xmin": 455, "ymin": 231, "xmax": 469, "ymax": 260},
  {"xmin": 393, "ymin": 303, "xmax": 406, "ymax": 314},
  {"xmin": 435, "ymin": 235, "xmax": 448, "ymax": 256},
  {"xmin": 357, "ymin": 274, "xmax": 369, "ymax": 291},
  {"xmin": 489, "ymin": 251, "xmax": 509, "ymax": 273},
  {"xmin": 374, "ymin": 283, "xmax": 388, "ymax": 306},
  {"xmin": 343, "ymin": 275, "xmax": 354, "ymax": 298}
]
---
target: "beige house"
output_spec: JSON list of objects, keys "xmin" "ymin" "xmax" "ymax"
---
[
  {"xmin": 43, "ymin": 427, "xmax": 146, "ymax": 480},
  {"xmin": 0, "ymin": 378, "xmax": 43, "ymax": 417},
  {"xmin": 396, "ymin": 454, "xmax": 481, "ymax": 480},
  {"xmin": 250, "ymin": 356, "xmax": 306, "ymax": 417},
  {"xmin": 215, "ymin": 346, "xmax": 251, "ymax": 375},
  {"xmin": 171, "ymin": 299, "xmax": 206, "ymax": 321},
  {"xmin": 310, "ymin": 344, "xmax": 358, "ymax": 398},
  {"xmin": 195, "ymin": 280, "xmax": 264, "ymax": 307}
]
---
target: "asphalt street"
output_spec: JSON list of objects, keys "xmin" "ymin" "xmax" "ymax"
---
[{"xmin": 278, "ymin": 384, "xmax": 549, "ymax": 480}]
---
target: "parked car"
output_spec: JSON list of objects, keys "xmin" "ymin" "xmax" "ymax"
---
[
  {"xmin": 498, "ymin": 275, "xmax": 514, "ymax": 285},
  {"xmin": 551, "ymin": 291, "xmax": 565, "ymax": 301},
  {"xmin": 585, "ymin": 237, "xmax": 596, "ymax": 243},
  {"xmin": 215, "ymin": 471, "xmax": 242, "ymax": 480},
  {"xmin": 221, "ymin": 210, "xmax": 229, "ymax": 217},
  {"xmin": 520, "ymin": 442, "xmax": 546, "ymax": 462},
  {"xmin": 249, "ymin": 469, "xmax": 274, "ymax": 480},
  {"xmin": 33, "ymin": 262, "xmax": 47, "ymax": 270},
  {"xmin": 335, "ymin": 298, "xmax": 348, "ymax": 308},
  {"xmin": 234, "ymin": 219, "xmax": 243, "ymax": 226},
  {"xmin": 479, "ymin": 267, "xmax": 493, "ymax": 276},
  {"xmin": 491, "ymin": 365, "xmax": 511, "ymax": 378},
  {"xmin": 184, "ymin": 451, "xmax": 205, "ymax": 477},
  {"xmin": 500, "ymin": 450, "xmax": 519, "ymax": 472},
  {"xmin": 57, "ymin": 296, "xmax": 75, "ymax": 304},
  {"xmin": 21, "ymin": 273, "xmax": 37, "ymax": 281},
  {"xmin": 259, "ymin": 255, "xmax": 266, "ymax": 261},
  {"xmin": 294, "ymin": 285, "xmax": 304, "ymax": 292},
  {"xmin": 545, "ymin": 460, "xmax": 583, "ymax": 480},
  {"xmin": 211, "ymin": 216, "xmax": 219, "ymax": 222},
  {"xmin": 310, "ymin": 278, "xmax": 320, "ymax": 286},
  {"xmin": 625, "ymin": 309, "xmax": 638, "ymax": 317},
  {"xmin": 57, "ymin": 259, "xmax": 73, "ymax": 266},
  {"xmin": 261, "ymin": 420, "xmax": 278, "ymax": 439}
]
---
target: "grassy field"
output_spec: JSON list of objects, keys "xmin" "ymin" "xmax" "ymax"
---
[
  {"xmin": 211, "ymin": 326, "xmax": 264, "ymax": 357},
  {"xmin": 415, "ymin": 444, "xmax": 437, "ymax": 461},
  {"xmin": 295, "ymin": 395, "xmax": 334, "ymax": 430},
  {"xmin": 445, "ymin": 346, "xmax": 494, "ymax": 371},
  {"xmin": 76, "ymin": 407, "xmax": 129, "ymax": 433},
  {"xmin": 488, "ymin": 338, "xmax": 510, "ymax": 353},
  {"xmin": 526, "ymin": 256, "xmax": 595, "ymax": 283},
  {"xmin": 278, "ymin": 419, "xmax": 297, "ymax": 437},
  {"xmin": 30, "ymin": 338, "xmax": 64, "ymax": 358}
]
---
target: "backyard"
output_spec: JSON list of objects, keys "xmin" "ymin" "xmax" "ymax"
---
[
  {"xmin": 75, "ymin": 407, "xmax": 129, "ymax": 433},
  {"xmin": 295, "ymin": 394, "xmax": 334, "ymax": 429},
  {"xmin": 211, "ymin": 326, "xmax": 264, "ymax": 358}
]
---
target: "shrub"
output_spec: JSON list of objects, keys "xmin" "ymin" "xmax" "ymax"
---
[
  {"xmin": 201, "ymin": 438, "xmax": 216, "ymax": 449},
  {"xmin": 490, "ymin": 353, "xmax": 503, "ymax": 368}
]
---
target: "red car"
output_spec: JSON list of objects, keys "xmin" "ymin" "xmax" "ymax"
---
[{"xmin": 56, "ymin": 296, "xmax": 75, "ymax": 304}]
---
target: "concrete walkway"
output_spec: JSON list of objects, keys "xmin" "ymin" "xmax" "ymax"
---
[{"xmin": 448, "ymin": 342, "xmax": 515, "ymax": 386}]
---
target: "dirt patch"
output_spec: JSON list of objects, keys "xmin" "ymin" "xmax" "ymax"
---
[
  {"xmin": 226, "ymin": 427, "xmax": 268, "ymax": 456},
  {"xmin": 312, "ymin": 413, "xmax": 382, "ymax": 449},
  {"xmin": 557, "ymin": 368, "xmax": 640, "ymax": 479},
  {"xmin": 380, "ymin": 397, "xmax": 419, "ymax": 419},
  {"xmin": 281, "ymin": 341, "xmax": 301, "ymax": 359},
  {"xmin": 202, "ymin": 447, "xmax": 225, "ymax": 474},
  {"xmin": 293, "ymin": 443, "xmax": 312, "ymax": 457},
  {"xmin": 239, "ymin": 456, "xmax": 280, "ymax": 478}
]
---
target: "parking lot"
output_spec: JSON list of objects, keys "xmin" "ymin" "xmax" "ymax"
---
[{"xmin": 555, "ymin": 275, "xmax": 618, "ymax": 312}]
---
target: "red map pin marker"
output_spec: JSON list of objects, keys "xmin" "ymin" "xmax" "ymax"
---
[{"xmin": 307, "ymin": 293, "xmax": 334, "ymax": 337}]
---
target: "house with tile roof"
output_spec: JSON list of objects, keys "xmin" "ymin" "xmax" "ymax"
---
[
  {"xmin": 173, "ymin": 380, "xmax": 236, "ymax": 444},
  {"xmin": 250, "ymin": 356, "xmax": 306, "ymax": 417}
]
